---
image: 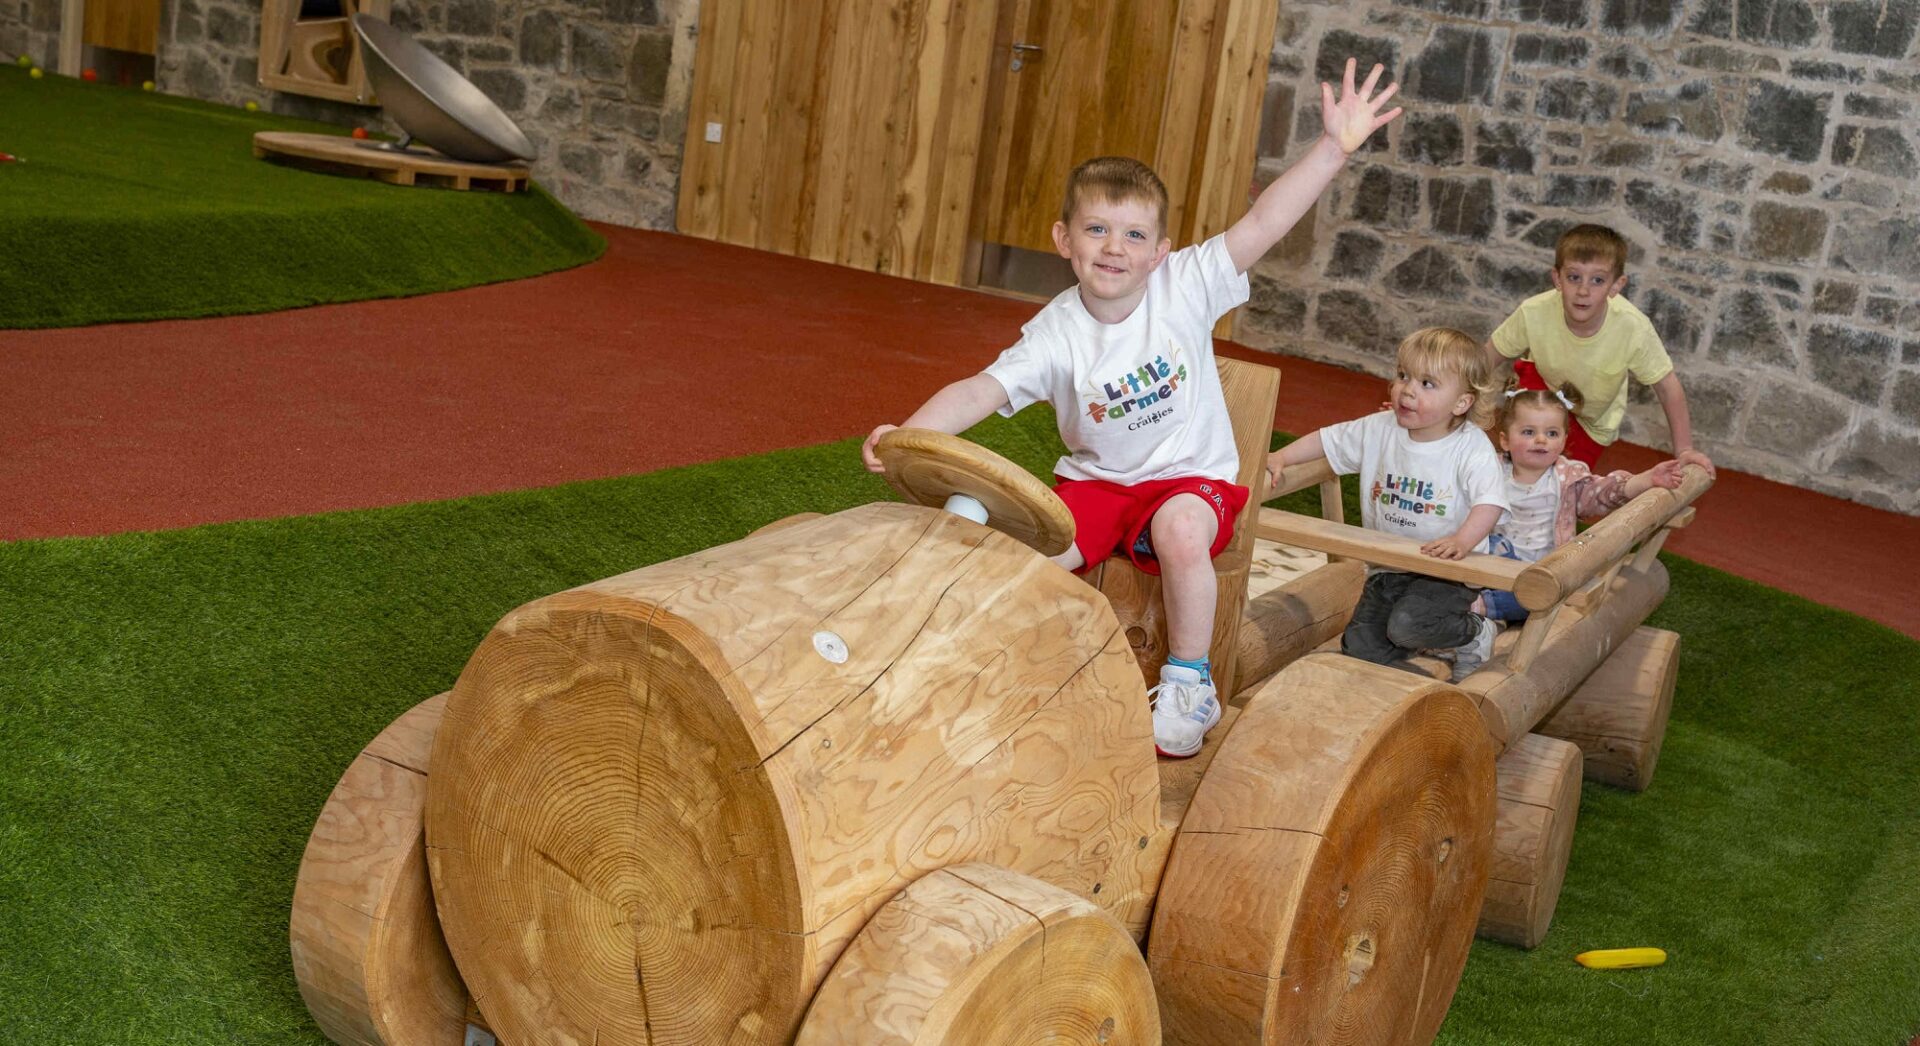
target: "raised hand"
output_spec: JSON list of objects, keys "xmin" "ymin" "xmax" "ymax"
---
[{"xmin": 1321, "ymin": 57, "xmax": 1403, "ymax": 155}]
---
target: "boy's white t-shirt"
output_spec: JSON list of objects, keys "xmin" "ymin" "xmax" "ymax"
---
[
  {"xmin": 1319, "ymin": 411, "xmax": 1509, "ymax": 559},
  {"xmin": 983, "ymin": 233, "xmax": 1248, "ymax": 485}
]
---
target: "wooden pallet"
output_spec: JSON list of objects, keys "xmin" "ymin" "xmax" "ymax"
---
[{"xmin": 251, "ymin": 131, "xmax": 530, "ymax": 192}]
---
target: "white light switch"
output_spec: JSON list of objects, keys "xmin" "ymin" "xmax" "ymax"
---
[{"xmin": 705, "ymin": 121, "xmax": 723, "ymax": 143}]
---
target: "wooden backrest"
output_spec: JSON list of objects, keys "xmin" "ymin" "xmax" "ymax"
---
[{"xmin": 1087, "ymin": 355, "xmax": 1280, "ymax": 697}]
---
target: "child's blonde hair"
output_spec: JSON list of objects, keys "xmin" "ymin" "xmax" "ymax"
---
[
  {"xmin": 1061, "ymin": 157, "xmax": 1169, "ymax": 234},
  {"xmin": 1396, "ymin": 327, "xmax": 1499, "ymax": 430},
  {"xmin": 1496, "ymin": 380, "xmax": 1586, "ymax": 431}
]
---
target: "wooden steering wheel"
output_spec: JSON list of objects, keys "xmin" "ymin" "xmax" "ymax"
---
[{"xmin": 873, "ymin": 428, "xmax": 1076, "ymax": 557}]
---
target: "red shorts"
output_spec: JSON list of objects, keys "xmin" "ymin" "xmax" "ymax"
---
[
  {"xmin": 1053, "ymin": 476, "xmax": 1250, "ymax": 576},
  {"xmin": 1514, "ymin": 359, "xmax": 1607, "ymax": 468}
]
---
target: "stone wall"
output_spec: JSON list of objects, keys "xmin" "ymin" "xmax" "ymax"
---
[
  {"xmin": 1239, "ymin": 0, "xmax": 1920, "ymax": 513},
  {"xmin": 0, "ymin": 0, "xmax": 698, "ymax": 230}
]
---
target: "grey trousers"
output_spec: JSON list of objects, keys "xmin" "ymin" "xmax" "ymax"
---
[{"xmin": 1342, "ymin": 571, "xmax": 1481, "ymax": 667}]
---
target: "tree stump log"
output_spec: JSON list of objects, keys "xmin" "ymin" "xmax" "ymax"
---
[
  {"xmin": 1537, "ymin": 627, "xmax": 1679, "ymax": 792},
  {"xmin": 796, "ymin": 863, "xmax": 1159, "ymax": 1045},
  {"xmin": 1234, "ymin": 557, "xmax": 1365, "ymax": 698},
  {"xmin": 1148, "ymin": 653, "xmax": 1497, "ymax": 1045},
  {"xmin": 290, "ymin": 694, "xmax": 470, "ymax": 1045},
  {"xmin": 425, "ymin": 503, "xmax": 1163, "ymax": 1046},
  {"xmin": 1476, "ymin": 734, "xmax": 1582, "ymax": 949}
]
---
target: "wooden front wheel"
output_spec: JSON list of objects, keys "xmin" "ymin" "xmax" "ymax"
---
[{"xmin": 873, "ymin": 428, "xmax": 1075, "ymax": 556}]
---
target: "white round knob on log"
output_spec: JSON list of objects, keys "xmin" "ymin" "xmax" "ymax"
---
[
  {"xmin": 797, "ymin": 863, "xmax": 1160, "ymax": 1045},
  {"xmin": 872, "ymin": 427, "xmax": 1075, "ymax": 556}
]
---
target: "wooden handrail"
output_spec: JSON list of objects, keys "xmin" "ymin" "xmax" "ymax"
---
[
  {"xmin": 1512, "ymin": 465, "xmax": 1712, "ymax": 611},
  {"xmin": 1256, "ymin": 508, "xmax": 1527, "ymax": 591},
  {"xmin": 1269, "ymin": 457, "xmax": 1338, "ymax": 498}
]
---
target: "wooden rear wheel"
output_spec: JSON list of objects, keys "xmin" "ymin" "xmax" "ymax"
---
[
  {"xmin": 798, "ymin": 863, "xmax": 1160, "ymax": 1045},
  {"xmin": 1149, "ymin": 654, "xmax": 1497, "ymax": 1045},
  {"xmin": 873, "ymin": 428, "xmax": 1075, "ymax": 556}
]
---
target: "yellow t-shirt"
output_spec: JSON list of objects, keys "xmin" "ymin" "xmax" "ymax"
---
[{"xmin": 1489, "ymin": 289, "xmax": 1674, "ymax": 445}]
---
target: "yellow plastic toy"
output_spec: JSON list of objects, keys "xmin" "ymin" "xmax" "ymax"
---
[{"xmin": 1576, "ymin": 947, "xmax": 1667, "ymax": 969}]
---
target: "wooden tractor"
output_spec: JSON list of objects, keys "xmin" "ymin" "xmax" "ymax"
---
[{"xmin": 290, "ymin": 358, "xmax": 1707, "ymax": 1044}]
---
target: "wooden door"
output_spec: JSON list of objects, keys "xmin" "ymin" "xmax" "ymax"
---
[
  {"xmin": 972, "ymin": 0, "xmax": 1280, "ymax": 282},
  {"xmin": 82, "ymin": 0, "xmax": 160, "ymax": 54}
]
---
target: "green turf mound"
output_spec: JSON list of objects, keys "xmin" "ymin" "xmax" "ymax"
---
[
  {"xmin": 1, "ymin": 413, "xmax": 1915, "ymax": 1043},
  {"xmin": 0, "ymin": 66, "xmax": 604, "ymax": 329}
]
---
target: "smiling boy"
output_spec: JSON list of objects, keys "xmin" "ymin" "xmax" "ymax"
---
[
  {"xmin": 1489, "ymin": 224, "xmax": 1716, "ymax": 476},
  {"xmin": 862, "ymin": 60, "xmax": 1402, "ymax": 758}
]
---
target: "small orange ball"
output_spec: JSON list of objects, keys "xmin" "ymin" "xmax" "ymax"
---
[
  {"xmin": 81, "ymin": 67, "xmax": 97, "ymax": 81},
  {"xmin": 351, "ymin": 126, "xmax": 368, "ymax": 140}
]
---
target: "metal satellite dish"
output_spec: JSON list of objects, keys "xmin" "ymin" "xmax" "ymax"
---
[{"xmin": 351, "ymin": 14, "xmax": 536, "ymax": 164}]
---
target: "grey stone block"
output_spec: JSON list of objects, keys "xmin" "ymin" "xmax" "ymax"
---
[
  {"xmin": 572, "ymin": 23, "xmax": 624, "ymax": 82},
  {"xmin": 1743, "ymin": 202, "xmax": 1828, "ymax": 263},
  {"xmin": 560, "ymin": 143, "xmax": 606, "ymax": 183},
  {"xmin": 1760, "ymin": 171, "xmax": 1813, "ymax": 194},
  {"xmin": 1624, "ymin": 180, "xmax": 1700, "ymax": 248},
  {"xmin": 1736, "ymin": 0, "xmax": 1821, "ymax": 45},
  {"xmin": 1828, "ymin": 0, "xmax": 1919, "ymax": 58},
  {"xmin": 1680, "ymin": 159, "xmax": 1751, "ymax": 193},
  {"xmin": 1831, "ymin": 125, "xmax": 1919, "ymax": 179},
  {"xmin": 1709, "ymin": 290, "xmax": 1795, "ymax": 368},
  {"xmin": 1349, "ymin": 165, "xmax": 1421, "ymax": 229},
  {"xmin": 1392, "ymin": 0, "xmax": 1491, "ymax": 16},
  {"xmin": 1865, "ymin": 295, "xmax": 1903, "ymax": 327},
  {"xmin": 1398, "ymin": 112, "xmax": 1463, "ymax": 165},
  {"xmin": 1678, "ymin": 372, "xmax": 1747, "ymax": 440},
  {"xmin": 1474, "ymin": 255, "xmax": 1545, "ymax": 299},
  {"xmin": 1596, "ymin": 44, "xmax": 1656, "ymax": 80},
  {"xmin": 446, "ymin": 0, "xmax": 497, "ymax": 36},
  {"xmin": 1831, "ymin": 423, "xmax": 1920, "ymax": 485},
  {"xmin": 1536, "ymin": 77, "xmax": 1619, "ymax": 124},
  {"xmin": 1744, "ymin": 384, "xmax": 1849, "ymax": 454},
  {"xmin": 1406, "ymin": 26, "xmax": 1504, "ymax": 105},
  {"xmin": 1892, "ymin": 372, "xmax": 1920, "ymax": 426},
  {"xmin": 596, "ymin": 0, "xmax": 659, "ymax": 25},
  {"xmin": 1473, "ymin": 121, "xmax": 1537, "ymax": 174},
  {"xmin": 622, "ymin": 150, "xmax": 654, "ymax": 184},
  {"xmin": 1592, "ymin": 140, "xmax": 1656, "ymax": 165},
  {"xmin": 539, "ymin": 87, "xmax": 583, "ymax": 126},
  {"xmin": 1316, "ymin": 289, "xmax": 1394, "ymax": 351},
  {"xmin": 469, "ymin": 67, "xmax": 527, "ymax": 111},
  {"xmin": 1808, "ymin": 323, "xmax": 1896, "ymax": 402},
  {"xmin": 1739, "ymin": 81, "xmax": 1831, "ymax": 162},
  {"xmin": 1427, "ymin": 177, "xmax": 1496, "ymax": 241},
  {"xmin": 1386, "ymin": 246, "xmax": 1471, "ymax": 298},
  {"xmin": 1625, "ymin": 80, "xmax": 1724, "ymax": 141},
  {"xmin": 1844, "ymin": 93, "xmax": 1909, "ymax": 119},
  {"xmin": 1601, "ymin": 0, "xmax": 1682, "ymax": 33},
  {"xmin": 519, "ymin": 10, "xmax": 563, "ymax": 68},
  {"xmin": 628, "ymin": 29, "xmax": 671, "ymax": 106},
  {"xmin": 1246, "ymin": 273, "xmax": 1309, "ymax": 332},
  {"xmin": 1514, "ymin": 33, "xmax": 1590, "ymax": 65},
  {"xmin": 1813, "ymin": 280, "xmax": 1860, "ymax": 315},
  {"xmin": 1789, "ymin": 59, "xmax": 1862, "ymax": 83},
  {"xmin": 1327, "ymin": 231, "xmax": 1386, "ymax": 280},
  {"xmin": 1641, "ymin": 288, "xmax": 1702, "ymax": 356},
  {"xmin": 1315, "ymin": 29, "xmax": 1399, "ymax": 84},
  {"xmin": 1520, "ymin": 216, "xmax": 1580, "ymax": 250},
  {"xmin": 1502, "ymin": 0, "xmax": 1589, "ymax": 27},
  {"xmin": 206, "ymin": 6, "xmax": 250, "ymax": 46},
  {"xmin": 1677, "ymin": 44, "xmax": 1778, "ymax": 72},
  {"xmin": 1257, "ymin": 82, "xmax": 1294, "ymax": 159},
  {"xmin": 1829, "ymin": 217, "xmax": 1920, "ymax": 279},
  {"xmin": 1543, "ymin": 174, "xmax": 1617, "ymax": 209}
]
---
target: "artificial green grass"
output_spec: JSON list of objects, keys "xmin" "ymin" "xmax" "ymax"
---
[
  {"xmin": 1, "ymin": 411, "xmax": 1916, "ymax": 1043},
  {"xmin": 0, "ymin": 64, "xmax": 603, "ymax": 329}
]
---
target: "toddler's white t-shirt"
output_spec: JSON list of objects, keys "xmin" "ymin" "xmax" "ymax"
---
[
  {"xmin": 1319, "ymin": 411, "xmax": 1509, "ymax": 562},
  {"xmin": 1498, "ymin": 467, "xmax": 1560, "ymax": 561},
  {"xmin": 984, "ymin": 234, "xmax": 1248, "ymax": 485}
]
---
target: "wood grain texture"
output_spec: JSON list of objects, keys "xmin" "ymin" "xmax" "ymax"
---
[
  {"xmin": 1476, "ymin": 734, "xmax": 1581, "ymax": 949},
  {"xmin": 290, "ymin": 694, "xmax": 470, "ymax": 1046},
  {"xmin": 252, "ymin": 133, "xmax": 529, "ymax": 192},
  {"xmin": 425, "ymin": 503, "xmax": 1162, "ymax": 1045},
  {"xmin": 81, "ymin": 0, "xmax": 159, "ymax": 54},
  {"xmin": 796, "ymin": 863, "xmax": 1159, "ymax": 1044},
  {"xmin": 1235, "ymin": 556, "xmax": 1364, "ymax": 695},
  {"xmin": 874, "ymin": 427, "xmax": 1076, "ymax": 555},
  {"xmin": 1478, "ymin": 562, "xmax": 1669, "ymax": 753},
  {"xmin": 1148, "ymin": 653, "xmax": 1496, "ymax": 1045},
  {"xmin": 1513, "ymin": 465, "xmax": 1712, "ymax": 610},
  {"xmin": 1255, "ymin": 508, "xmax": 1528, "ymax": 592},
  {"xmin": 1538, "ymin": 627, "xmax": 1680, "ymax": 792}
]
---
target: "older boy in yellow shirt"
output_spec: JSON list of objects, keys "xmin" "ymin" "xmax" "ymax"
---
[{"xmin": 1489, "ymin": 224, "xmax": 1715, "ymax": 476}]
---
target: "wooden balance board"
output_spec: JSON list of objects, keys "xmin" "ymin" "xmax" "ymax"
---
[{"xmin": 252, "ymin": 131, "xmax": 529, "ymax": 191}]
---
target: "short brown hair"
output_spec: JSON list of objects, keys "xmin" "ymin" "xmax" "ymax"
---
[
  {"xmin": 1396, "ymin": 327, "xmax": 1501, "ymax": 430},
  {"xmin": 1496, "ymin": 380, "xmax": 1586, "ymax": 430},
  {"xmin": 1061, "ymin": 157, "xmax": 1169, "ymax": 233},
  {"xmin": 1554, "ymin": 224, "xmax": 1629, "ymax": 277}
]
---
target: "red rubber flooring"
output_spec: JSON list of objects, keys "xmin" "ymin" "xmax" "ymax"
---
[{"xmin": 4, "ymin": 224, "xmax": 1917, "ymax": 639}]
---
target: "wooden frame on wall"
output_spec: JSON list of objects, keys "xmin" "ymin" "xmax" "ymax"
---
[{"xmin": 257, "ymin": 0, "xmax": 391, "ymax": 105}]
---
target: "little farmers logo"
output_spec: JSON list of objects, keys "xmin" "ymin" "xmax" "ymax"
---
[
  {"xmin": 1371, "ymin": 473, "xmax": 1451, "ymax": 523},
  {"xmin": 1086, "ymin": 348, "xmax": 1190, "ymax": 426}
]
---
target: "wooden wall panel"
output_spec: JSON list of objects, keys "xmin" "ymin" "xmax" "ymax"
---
[{"xmin": 678, "ymin": 0, "xmax": 1000, "ymax": 285}]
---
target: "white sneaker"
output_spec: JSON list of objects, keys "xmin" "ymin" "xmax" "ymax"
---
[
  {"xmin": 1148, "ymin": 664, "xmax": 1221, "ymax": 758},
  {"xmin": 1451, "ymin": 615, "xmax": 1498, "ymax": 683}
]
